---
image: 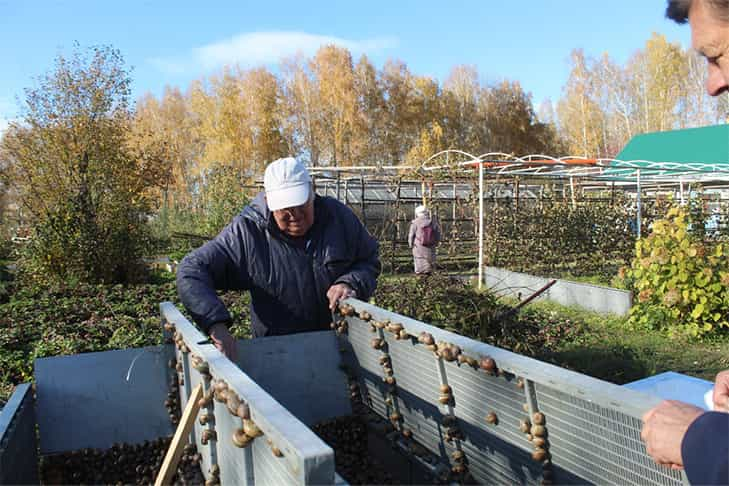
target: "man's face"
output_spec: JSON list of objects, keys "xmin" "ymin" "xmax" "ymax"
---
[
  {"xmin": 690, "ymin": 0, "xmax": 729, "ymax": 96},
  {"xmin": 271, "ymin": 197, "xmax": 315, "ymax": 237}
]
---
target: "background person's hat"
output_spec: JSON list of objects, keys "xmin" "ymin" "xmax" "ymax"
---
[
  {"xmin": 415, "ymin": 205, "xmax": 428, "ymax": 216},
  {"xmin": 264, "ymin": 157, "xmax": 312, "ymax": 211}
]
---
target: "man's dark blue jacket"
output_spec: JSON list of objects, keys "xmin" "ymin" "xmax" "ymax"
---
[
  {"xmin": 177, "ymin": 193, "xmax": 381, "ymax": 337},
  {"xmin": 682, "ymin": 411, "xmax": 729, "ymax": 485}
]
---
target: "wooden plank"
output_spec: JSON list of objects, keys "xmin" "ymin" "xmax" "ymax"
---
[{"xmin": 155, "ymin": 383, "xmax": 203, "ymax": 486}]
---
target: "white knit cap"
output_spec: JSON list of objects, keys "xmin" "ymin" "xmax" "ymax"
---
[
  {"xmin": 415, "ymin": 205, "xmax": 427, "ymax": 217},
  {"xmin": 264, "ymin": 157, "xmax": 311, "ymax": 211}
]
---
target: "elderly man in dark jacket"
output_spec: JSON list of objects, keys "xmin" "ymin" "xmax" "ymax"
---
[{"xmin": 177, "ymin": 157, "xmax": 381, "ymax": 358}]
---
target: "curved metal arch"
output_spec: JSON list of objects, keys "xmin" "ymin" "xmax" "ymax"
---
[
  {"xmin": 475, "ymin": 152, "xmax": 522, "ymax": 162},
  {"xmin": 412, "ymin": 148, "xmax": 729, "ymax": 184},
  {"xmin": 420, "ymin": 149, "xmax": 482, "ymax": 171}
]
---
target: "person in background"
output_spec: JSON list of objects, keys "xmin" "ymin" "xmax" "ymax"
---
[
  {"xmin": 177, "ymin": 157, "xmax": 381, "ymax": 359},
  {"xmin": 641, "ymin": 4, "xmax": 729, "ymax": 483},
  {"xmin": 705, "ymin": 206, "xmax": 721, "ymax": 236},
  {"xmin": 408, "ymin": 205, "xmax": 441, "ymax": 275}
]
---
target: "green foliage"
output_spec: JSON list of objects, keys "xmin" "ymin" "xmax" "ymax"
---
[
  {"xmin": 373, "ymin": 275, "xmax": 507, "ymax": 340},
  {"xmin": 0, "ymin": 281, "xmax": 174, "ymax": 401},
  {"xmin": 147, "ymin": 163, "xmax": 250, "ymax": 254},
  {"xmin": 378, "ymin": 191, "xmax": 674, "ymax": 281},
  {"xmin": 626, "ymin": 206, "xmax": 729, "ymax": 337},
  {"xmin": 525, "ymin": 298, "xmax": 729, "ymax": 383},
  {"xmin": 0, "ymin": 279, "xmax": 251, "ymax": 403},
  {"xmin": 377, "ymin": 275, "xmax": 729, "ymax": 384},
  {"xmin": 1, "ymin": 270, "xmax": 726, "ymax": 404},
  {"xmin": 479, "ymin": 191, "xmax": 679, "ymax": 280},
  {"xmin": 373, "ymin": 275, "xmax": 581, "ymax": 356},
  {"xmin": 484, "ymin": 195, "xmax": 641, "ymax": 279},
  {"xmin": 198, "ymin": 164, "xmax": 250, "ymax": 236},
  {"xmin": 19, "ymin": 199, "xmax": 152, "ymax": 284}
]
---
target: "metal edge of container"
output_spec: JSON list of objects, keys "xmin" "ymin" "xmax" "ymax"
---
[
  {"xmin": 341, "ymin": 298, "xmax": 688, "ymax": 485},
  {"xmin": 0, "ymin": 383, "xmax": 38, "ymax": 484},
  {"xmin": 0, "ymin": 384, "xmax": 32, "ymax": 444},
  {"xmin": 341, "ymin": 298, "xmax": 662, "ymax": 419},
  {"xmin": 161, "ymin": 302, "xmax": 336, "ymax": 485}
]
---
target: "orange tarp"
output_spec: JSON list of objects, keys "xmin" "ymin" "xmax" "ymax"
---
[{"xmin": 464, "ymin": 158, "xmax": 598, "ymax": 168}]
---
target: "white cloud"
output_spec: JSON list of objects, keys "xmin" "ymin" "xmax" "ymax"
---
[{"xmin": 149, "ymin": 31, "xmax": 398, "ymax": 74}]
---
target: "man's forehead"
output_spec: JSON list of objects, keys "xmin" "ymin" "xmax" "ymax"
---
[
  {"xmin": 691, "ymin": 24, "xmax": 705, "ymax": 52},
  {"xmin": 689, "ymin": 1, "xmax": 717, "ymax": 51}
]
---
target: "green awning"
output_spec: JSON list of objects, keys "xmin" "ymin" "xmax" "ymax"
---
[{"xmin": 615, "ymin": 124, "xmax": 729, "ymax": 165}]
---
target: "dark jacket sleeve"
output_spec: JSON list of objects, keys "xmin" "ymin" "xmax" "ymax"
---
[
  {"xmin": 333, "ymin": 208, "xmax": 381, "ymax": 301},
  {"xmin": 176, "ymin": 218, "xmax": 252, "ymax": 334},
  {"xmin": 681, "ymin": 411, "xmax": 729, "ymax": 485}
]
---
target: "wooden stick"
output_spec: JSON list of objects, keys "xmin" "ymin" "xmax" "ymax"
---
[
  {"xmin": 155, "ymin": 383, "xmax": 203, "ymax": 486},
  {"xmin": 496, "ymin": 279, "xmax": 558, "ymax": 321}
]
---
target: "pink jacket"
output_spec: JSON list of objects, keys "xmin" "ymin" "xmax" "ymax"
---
[{"xmin": 408, "ymin": 215, "xmax": 441, "ymax": 273}]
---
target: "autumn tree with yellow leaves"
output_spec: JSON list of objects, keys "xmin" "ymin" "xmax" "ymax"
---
[
  {"xmin": 557, "ymin": 33, "xmax": 727, "ymax": 158},
  {"xmin": 9, "ymin": 36, "xmax": 705, "ymax": 245},
  {"xmin": 0, "ymin": 45, "xmax": 167, "ymax": 283}
]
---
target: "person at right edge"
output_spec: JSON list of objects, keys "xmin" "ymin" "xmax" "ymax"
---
[{"xmin": 640, "ymin": 2, "xmax": 729, "ymax": 484}]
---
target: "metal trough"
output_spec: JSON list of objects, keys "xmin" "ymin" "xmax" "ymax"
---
[
  {"xmin": 0, "ymin": 299, "xmax": 688, "ymax": 485},
  {"xmin": 336, "ymin": 299, "xmax": 686, "ymax": 485},
  {"xmin": 1, "ymin": 304, "xmax": 340, "ymax": 485}
]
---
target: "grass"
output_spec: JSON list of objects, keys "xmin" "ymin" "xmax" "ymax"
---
[
  {"xmin": 509, "ymin": 299, "xmax": 729, "ymax": 384},
  {"xmin": 386, "ymin": 273, "xmax": 729, "ymax": 385}
]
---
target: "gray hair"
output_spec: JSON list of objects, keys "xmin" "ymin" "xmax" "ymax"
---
[{"xmin": 666, "ymin": 0, "xmax": 729, "ymax": 24}]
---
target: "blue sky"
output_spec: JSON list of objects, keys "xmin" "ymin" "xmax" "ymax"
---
[{"xmin": 1, "ymin": 0, "xmax": 693, "ymax": 131}]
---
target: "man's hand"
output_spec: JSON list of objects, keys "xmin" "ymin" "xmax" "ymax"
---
[
  {"xmin": 713, "ymin": 370, "xmax": 729, "ymax": 411},
  {"xmin": 209, "ymin": 322, "xmax": 237, "ymax": 361},
  {"xmin": 641, "ymin": 400, "xmax": 704, "ymax": 469},
  {"xmin": 327, "ymin": 283, "xmax": 356, "ymax": 311}
]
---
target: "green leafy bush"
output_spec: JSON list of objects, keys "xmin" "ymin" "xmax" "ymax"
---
[
  {"xmin": 372, "ymin": 275, "xmax": 582, "ymax": 356},
  {"xmin": 18, "ymin": 200, "xmax": 151, "ymax": 285},
  {"xmin": 626, "ymin": 206, "xmax": 729, "ymax": 337},
  {"xmin": 147, "ymin": 163, "xmax": 250, "ymax": 257},
  {"xmin": 198, "ymin": 164, "xmax": 250, "ymax": 237}
]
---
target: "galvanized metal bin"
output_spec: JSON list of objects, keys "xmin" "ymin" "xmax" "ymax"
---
[
  {"xmin": 335, "ymin": 299, "xmax": 687, "ymax": 486},
  {"xmin": 0, "ymin": 298, "xmax": 689, "ymax": 485},
  {"xmin": 0, "ymin": 384, "xmax": 38, "ymax": 484},
  {"xmin": 1, "ymin": 305, "xmax": 339, "ymax": 485},
  {"xmin": 161, "ymin": 302, "xmax": 337, "ymax": 485}
]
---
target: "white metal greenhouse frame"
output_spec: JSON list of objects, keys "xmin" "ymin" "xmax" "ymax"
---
[{"xmin": 308, "ymin": 150, "xmax": 729, "ymax": 289}]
